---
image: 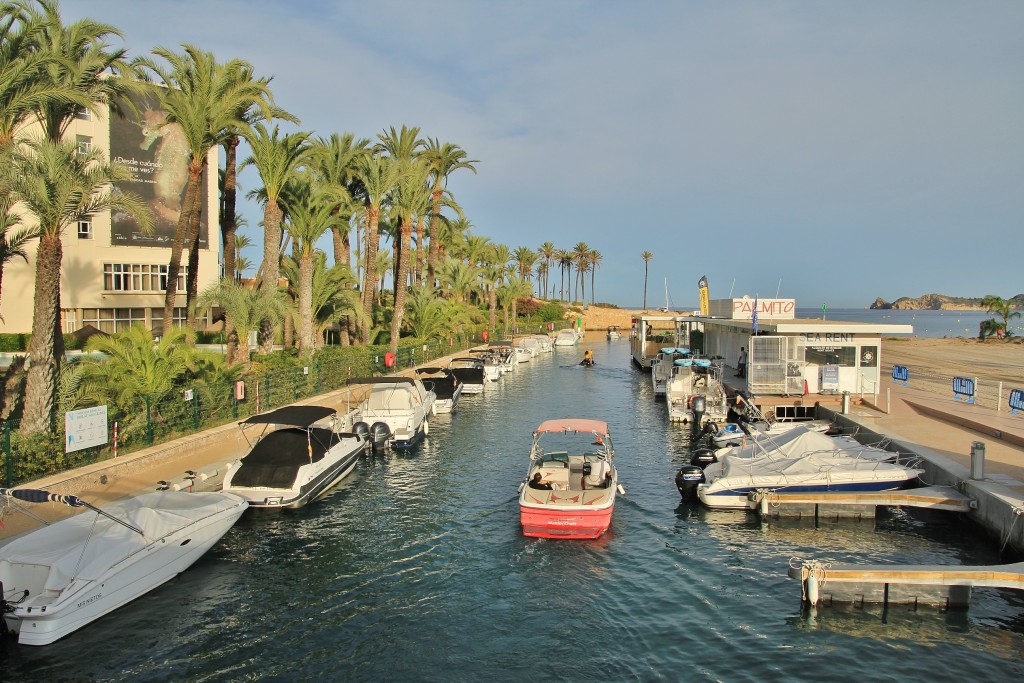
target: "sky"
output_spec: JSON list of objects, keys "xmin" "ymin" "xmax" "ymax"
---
[{"xmin": 64, "ymin": 0, "xmax": 1024, "ymax": 309}]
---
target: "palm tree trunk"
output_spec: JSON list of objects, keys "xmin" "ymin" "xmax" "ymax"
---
[
  {"xmin": 185, "ymin": 197, "xmax": 203, "ymax": 329},
  {"xmin": 220, "ymin": 136, "xmax": 240, "ymax": 362},
  {"xmin": 388, "ymin": 220, "xmax": 412, "ymax": 355},
  {"xmin": 162, "ymin": 161, "xmax": 203, "ymax": 334},
  {"xmin": 414, "ymin": 216, "xmax": 426, "ymax": 287},
  {"xmin": 21, "ymin": 231, "xmax": 62, "ymax": 433},
  {"xmin": 259, "ymin": 199, "xmax": 284, "ymax": 353},
  {"xmin": 489, "ymin": 287, "xmax": 497, "ymax": 334},
  {"xmin": 427, "ymin": 194, "xmax": 442, "ymax": 287},
  {"xmin": 360, "ymin": 203, "xmax": 380, "ymax": 344},
  {"xmin": 299, "ymin": 252, "xmax": 315, "ymax": 355}
]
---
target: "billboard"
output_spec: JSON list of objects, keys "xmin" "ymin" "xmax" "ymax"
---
[{"xmin": 108, "ymin": 90, "xmax": 208, "ymax": 248}]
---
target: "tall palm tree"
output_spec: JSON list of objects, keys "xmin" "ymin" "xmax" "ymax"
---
[
  {"xmin": 513, "ymin": 246, "xmax": 538, "ymax": 284},
  {"xmin": 283, "ymin": 180, "xmax": 336, "ymax": 355},
  {"xmin": 422, "ymin": 138, "xmax": 476, "ymax": 286},
  {"xmin": 136, "ymin": 44, "xmax": 276, "ymax": 333},
  {"xmin": 571, "ymin": 241, "xmax": 590, "ymax": 302},
  {"xmin": 6, "ymin": 138, "xmax": 151, "ymax": 433},
  {"xmin": 537, "ymin": 241, "xmax": 555, "ymax": 298},
  {"xmin": 641, "ymin": 251, "xmax": 653, "ymax": 310},
  {"xmin": 354, "ymin": 154, "xmax": 399, "ymax": 344},
  {"xmin": 588, "ymin": 249, "xmax": 602, "ymax": 304},
  {"xmin": 0, "ymin": 195, "xmax": 33, "ymax": 317},
  {"xmin": 555, "ymin": 248, "xmax": 572, "ymax": 301},
  {"xmin": 309, "ymin": 132, "xmax": 369, "ymax": 267},
  {"xmin": 437, "ymin": 257, "xmax": 482, "ymax": 304},
  {"xmin": 241, "ymin": 122, "xmax": 310, "ymax": 349},
  {"xmin": 386, "ymin": 163, "xmax": 432, "ymax": 355}
]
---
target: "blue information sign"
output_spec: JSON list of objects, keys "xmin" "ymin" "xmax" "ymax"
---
[
  {"xmin": 952, "ymin": 377, "xmax": 975, "ymax": 403},
  {"xmin": 1009, "ymin": 389, "xmax": 1024, "ymax": 415},
  {"xmin": 892, "ymin": 365, "xmax": 909, "ymax": 385}
]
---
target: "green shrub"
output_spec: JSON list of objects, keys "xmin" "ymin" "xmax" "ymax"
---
[{"xmin": 0, "ymin": 334, "xmax": 30, "ymax": 352}]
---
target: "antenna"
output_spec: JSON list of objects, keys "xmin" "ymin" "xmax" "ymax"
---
[{"xmin": 727, "ymin": 278, "xmax": 736, "ymax": 298}]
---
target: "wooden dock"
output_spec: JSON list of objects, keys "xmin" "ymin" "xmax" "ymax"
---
[
  {"xmin": 747, "ymin": 486, "xmax": 976, "ymax": 519},
  {"xmin": 789, "ymin": 559, "xmax": 1024, "ymax": 608}
]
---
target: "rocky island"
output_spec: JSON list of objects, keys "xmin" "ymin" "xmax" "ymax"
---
[{"xmin": 870, "ymin": 293, "xmax": 1024, "ymax": 310}]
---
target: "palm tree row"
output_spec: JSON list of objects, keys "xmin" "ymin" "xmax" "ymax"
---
[{"xmin": 0, "ymin": 0, "xmax": 598, "ymax": 435}]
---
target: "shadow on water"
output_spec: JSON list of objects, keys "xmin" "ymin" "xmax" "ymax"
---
[{"xmin": 4, "ymin": 338, "xmax": 1024, "ymax": 681}]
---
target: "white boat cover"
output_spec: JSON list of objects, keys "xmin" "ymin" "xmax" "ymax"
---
[
  {"xmin": 725, "ymin": 426, "xmax": 887, "ymax": 462},
  {"xmin": 721, "ymin": 446, "xmax": 913, "ymax": 481},
  {"xmin": 0, "ymin": 491, "xmax": 242, "ymax": 593}
]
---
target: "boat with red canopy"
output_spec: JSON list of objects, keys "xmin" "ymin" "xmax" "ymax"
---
[{"xmin": 518, "ymin": 418, "xmax": 620, "ymax": 539}]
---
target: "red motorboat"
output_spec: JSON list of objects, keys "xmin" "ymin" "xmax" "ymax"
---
[{"xmin": 518, "ymin": 418, "xmax": 620, "ymax": 539}]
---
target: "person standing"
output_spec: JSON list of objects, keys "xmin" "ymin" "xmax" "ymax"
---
[{"xmin": 736, "ymin": 347, "xmax": 747, "ymax": 378}]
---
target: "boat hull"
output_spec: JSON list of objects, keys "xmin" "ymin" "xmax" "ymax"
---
[
  {"xmin": 3, "ymin": 494, "xmax": 246, "ymax": 646},
  {"xmin": 225, "ymin": 442, "xmax": 362, "ymax": 508},
  {"xmin": 519, "ymin": 504, "xmax": 613, "ymax": 539}
]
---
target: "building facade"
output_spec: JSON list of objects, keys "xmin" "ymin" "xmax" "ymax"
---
[{"xmin": 0, "ymin": 94, "xmax": 220, "ymax": 335}]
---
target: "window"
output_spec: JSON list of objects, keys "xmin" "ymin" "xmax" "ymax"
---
[
  {"xmin": 75, "ymin": 106, "xmax": 91, "ymax": 120},
  {"xmin": 82, "ymin": 308, "xmax": 146, "ymax": 333},
  {"xmin": 103, "ymin": 263, "xmax": 186, "ymax": 292},
  {"xmin": 76, "ymin": 135, "xmax": 92, "ymax": 155},
  {"xmin": 77, "ymin": 219, "xmax": 93, "ymax": 239}
]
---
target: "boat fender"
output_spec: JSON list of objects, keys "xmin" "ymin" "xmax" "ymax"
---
[
  {"xmin": 384, "ymin": 352, "xmax": 396, "ymax": 368},
  {"xmin": 674, "ymin": 465, "xmax": 705, "ymax": 500},
  {"xmin": 616, "ymin": 484, "xmax": 625, "ymax": 495}
]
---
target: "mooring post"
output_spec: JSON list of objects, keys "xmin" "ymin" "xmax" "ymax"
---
[{"xmin": 970, "ymin": 441, "xmax": 985, "ymax": 480}]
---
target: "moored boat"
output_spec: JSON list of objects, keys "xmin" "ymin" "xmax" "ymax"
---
[
  {"xmin": 553, "ymin": 329, "xmax": 578, "ymax": 346},
  {"xmin": 415, "ymin": 367, "xmax": 464, "ymax": 413},
  {"xmin": 222, "ymin": 405, "xmax": 366, "ymax": 508},
  {"xmin": 449, "ymin": 357, "xmax": 487, "ymax": 392},
  {"xmin": 0, "ymin": 489, "xmax": 247, "ymax": 645},
  {"xmin": 349, "ymin": 377, "xmax": 435, "ymax": 449},
  {"xmin": 518, "ymin": 419, "xmax": 621, "ymax": 539}
]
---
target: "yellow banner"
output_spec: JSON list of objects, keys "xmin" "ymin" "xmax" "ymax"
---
[{"xmin": 698, "ymin": 275, "xmax": 709, "ymax": 316}]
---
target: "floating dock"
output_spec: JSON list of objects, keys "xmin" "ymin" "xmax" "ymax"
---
[
  {"xmin": 790, "ymin": 559, "xmax": 1024, "ymax": 608},
  {"xmin": 747, "ymin": 485, "xmax": 976, "ymax": 519}
]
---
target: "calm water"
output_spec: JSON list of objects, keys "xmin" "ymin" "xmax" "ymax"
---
[
  {"xmin": 797, "ymin": 308, "xmax": 1022, "ymax": 339},
  {"xmin": 4, "ymin": 341, "xmax": 1023, "ymax": 681}
]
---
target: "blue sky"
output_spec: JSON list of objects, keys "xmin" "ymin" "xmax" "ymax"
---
[{"xmin": 65, "ymin": 0, "xmax": 1023, "ymax": 309}]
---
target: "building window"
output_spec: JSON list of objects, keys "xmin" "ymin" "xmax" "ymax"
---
[
  {"xmin": 77, "ymin": 219, "xmax": 93, "ymax": 239},
  {"xmin": 103, "ymin": 263, "xmax": 186, "ymax": 292},
  {"xmin": 82, "ymin": 307, "xmax": 147, "ymax": 334},
  {"xmin": 75, "ymin": 106, "xmax": 91, "ymax": 120},
  {"xmin": 76, "ymin": 135, "xmax": 92, "ymax": 155}
]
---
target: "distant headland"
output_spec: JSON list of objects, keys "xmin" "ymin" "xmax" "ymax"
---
[{"xmin": 870, "ymin": 293, "xmax": 1024, "ymax": 310}]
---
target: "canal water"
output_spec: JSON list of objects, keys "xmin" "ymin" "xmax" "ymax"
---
[{"xmin": 4, "ymin": 340, "xmax": 1023, "ymax": 681}]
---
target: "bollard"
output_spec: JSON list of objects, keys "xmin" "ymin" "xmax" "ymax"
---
[
  {"xmin": 841, "ymin": 391, "xmax": 850, "ymax": 414},
  {"xmin": 970, "ymin": 441, "xmax": 985, "ymax": 480}
]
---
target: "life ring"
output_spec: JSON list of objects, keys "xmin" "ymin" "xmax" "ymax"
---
[{"xmin": 384, "ymin": 352, "xmax": 396, "ymax": 368}]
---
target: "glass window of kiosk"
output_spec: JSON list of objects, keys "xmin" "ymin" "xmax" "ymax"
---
[{"xmin": 804, "ymin": 346, "xmax": 857, "ymax": 367}]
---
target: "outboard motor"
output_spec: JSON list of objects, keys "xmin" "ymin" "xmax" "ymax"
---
[
  {"xmin": 690, "ymin": 395, "xmax": 707, "ymax": 436},
  {"xmin": 368, "ymin": 422, "xmax": 392, "ymax": 450},
  {"xmin": 352, "ymin": 421, "xmax": 371, "ymax": 448},
  {"xmin": 690, "ymin": 448, "xmax": 718, "ymax": 469},
  {"xmin": 675, "ymin": 465, "xmax": 705, "ymax": 500}
]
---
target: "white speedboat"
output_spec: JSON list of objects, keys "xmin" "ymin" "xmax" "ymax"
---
[
  {"xmin": 666, "ymin": 358, "xmax": 728, "ymax": 425},
  {"xmin": 349, "ymin": 377, "xmax": 435, "ymax": 449},
  {"xmin": 449, "ymin": 357, "xmax": 487, "ymax": 393},
  {"xmin": 222, "ymin": 405, "xmax": 366, "ymax": 508},
  {"xmin": 530, "ymin": 334, "xmax": 553, "ymax": 352},
  {"xmin": 710, "ymin": 418, "xmax": 834, "ymax": 448},
  {"xmin": 676, "ymin": 427, "xmax": 922, "ymax": 509},
  {"xmin": 606, "ymin": 326, "xmax": 621, "ymax": 340},
  {"xmin": 518, "ymin": 419, "xmax": 621, "ymax": 539},
  {"xmin": 0, "ymin": 488, "xmax": 246, "ymax": 646},
  {"xmin": 469, "ymin": 349, "xmax": 503, "ymax": 381},
  {"xmin": 651, "ymin": 347, "xmax": 689, "ymax": 398},
  {"xmin": 553, "ymin": 329, "xmax": 578, "ymax": 346},
  {"xmin": 415, "ymin": 367, "xmax": 464, "ymax": 413}
]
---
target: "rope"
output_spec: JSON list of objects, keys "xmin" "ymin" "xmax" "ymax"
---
[
  {"xmin": 1001, "ymin": 505, "xmax": 1024, "ymax": 554},
  {"xmin": 789, "ymin": 557, "xmax": 832, "ymax": 603}
]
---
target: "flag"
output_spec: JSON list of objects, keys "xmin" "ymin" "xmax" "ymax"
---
[
  {"xmin": 697, "ymin": 275, "xmax": 709, "ymax": 316},
  {"xmin": 752, "ymin": 296, "xmax": 759, "ymax": 334}
]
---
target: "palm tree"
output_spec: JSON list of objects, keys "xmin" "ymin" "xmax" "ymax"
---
[
  {"xmin": 309, "ymin": 132, "xmax": 369, "ymax": 268},
  {"xmin": 422, "ymin": 138, "xmax": 476, "ymax": 285},
  {"xmin": 588, "ymin": 249, "xmax": 602, "ymax": 304},
  {"xmin": 233, "ymin": 231, "xmax": 251, "ymax": 280},
  {"xmin": 241, "ymin": 122, "xmax": 311, "ymax": 349},
  {"xmin": 6, "ymin": 138, "xmax": 151, "ymax": 433},
  {"xmin": 403, "ymin": 286, "xmax": 476, "ymax": 340},
  {"xmin": 437, "ymin": 257, "xmax": 482, "ymax": 304},
  {"xmin": 0, "ymin": 194, "xmax": 33, "ymax": 318},
  {"xmin": 194, "ymin": 280, "xmax": 283, "ymax": 365},
  {"xmin": 570, "ymin": 242, "xmax": 590, "ymax": 302},
  {"xmin": 386, "ymin": 163, "xmax": 431, "ymax": 355},
  {"xmin": 555, "ymin": 248, "xmax": 572, "ymax": 301},
  {"xmin": 354, "ymin": 154, "xmax": 399, "ymax": 343},
  {"xmin": 641, "ymin": 251, "xmax": 653, "ymax": 310},
  {"xmin": 982, "ymin": 295, "xmax": 1020, "ymax": 339},
  {"xmin": 283, "ymin": 180, "xmax": 336, "ymax": 355},
  {"xmin": 136, "ymin": 44, "xmax": 277, "ymax": 333},
  {"xmin": 537, "ymin": 241, "xmax": 555, "ymax": 298},
  {"xmin": 80, "ymin": 324, "xmax": 197, "ymax": 439},
  {"xmin": 303, "ymin": 255, "xmax": 363, "ymax": 348},
  {"xmin": 513, "ymin": 246, "xmax": 538, "ymax": 284}
]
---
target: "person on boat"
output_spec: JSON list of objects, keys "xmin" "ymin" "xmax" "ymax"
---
[
  {"xmin": 581, "ymin": 349, "xmax": 595, "ymax": 366},
  {"xmin": 528, "ymin": 473, "xmax": 553, "ymax": 490}
]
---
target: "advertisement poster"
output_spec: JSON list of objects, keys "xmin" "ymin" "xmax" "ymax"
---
[{"xmin": 108, "ymin": 91, "xmax": 208, "ymax": 248}]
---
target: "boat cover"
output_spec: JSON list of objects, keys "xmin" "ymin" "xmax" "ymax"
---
[
  {"xmin": 241, "ymin": 405, "xmax": 335, "ymax": 428},
  {"xmin": 230, "ymin": 427, "xmax": 335, "ymax": 487},
  {"xmin": 727, "ymin": 426, "xmax": 885, "ymax": 462},
  {"xmin": 0, "ymin": 492, "xmax": 242, "ymax": 592},
  {"xmin": 722, "ymin": 439, "xmax": 914, "ymax": 480}
]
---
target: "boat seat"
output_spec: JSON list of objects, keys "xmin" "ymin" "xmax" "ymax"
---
[{"xmin": 583, "ymin": 460, "xmax": 611, "ymax": 488}]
